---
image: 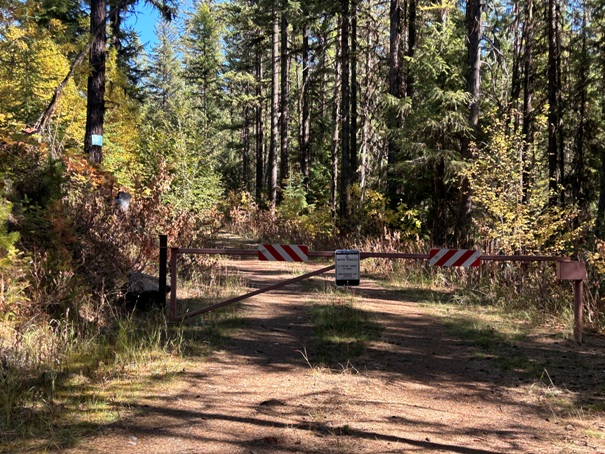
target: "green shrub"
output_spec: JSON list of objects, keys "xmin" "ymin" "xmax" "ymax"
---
[{"xmin": 0, "ymin": 198, "xmax": 28, "ymax": 319}]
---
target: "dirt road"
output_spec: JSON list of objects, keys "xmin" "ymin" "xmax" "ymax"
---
[{"xmin": 68, "ymin": 259, "xmax": 605, "ymax": 453}]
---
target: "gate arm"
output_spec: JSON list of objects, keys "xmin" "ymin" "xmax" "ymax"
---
[{"xmin": 174, "ymin": 264, "xmax": 336, "ymax": 322}]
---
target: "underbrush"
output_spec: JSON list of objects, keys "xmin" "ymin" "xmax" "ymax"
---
[
  {"xmin": 0, "ymin": 140, "xmax": 235, "ymax": 450},
  {"xmin": 379, "ymin": 255, "xmax": 598, "ymax": 334},
  {"xmin": 1, "ymin": 137, "xmax": 603, "ymax": 449}
]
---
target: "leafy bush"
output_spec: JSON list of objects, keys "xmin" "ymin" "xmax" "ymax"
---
[
  {"xmin": 466, "ymin": 116, "xmax": 592, "ymax": 256},
  {"xmin": 0, "ymin": 198, "xmax": 29, "ymax": 319}
]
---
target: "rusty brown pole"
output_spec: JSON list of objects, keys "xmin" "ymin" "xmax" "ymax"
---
[
  {"xmin": 574, "ymin": 280, "xmax": 584, "ymax": 344},
  {"xmin": 169, "ymin": 247, "xmax": 178, "ymax": 321},
  {"xmin": 159, "ymin": 235, "xmax": 167, "ymax": 306},
  {"xmin": 176, "ymin": 264, "xmax": 336, "ymax": 322}
]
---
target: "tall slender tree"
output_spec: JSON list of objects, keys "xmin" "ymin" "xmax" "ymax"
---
[
  {"xmin": 340, "ymin": 0, "xmax": 351, "ymax": 221},
  {"xmin": 331, "ymin": 14, "xmax": 343, "ymax": 217},
  {"xmin": 84, "ymin": 0, "xmax": 176, "ymax": 163},
  {"xmin": 350, "ymin": 0, "xmax": 358, "ymax": 188},
  {"xmin": 84, "ymin": 0, "xmax": 106, "ymax": 163},
  {"xmin": 268, "ymin": 5, "xmax": 279, "ymax": 208},
  {"xmin": 255, "ymin": 47, "xmax": 265, "ymax": 202},
  {"xmin": 547, "ymin": 0, "xmax": 561, "ymax": 205},
  {"xmin": 300, "ymin": 2, "xmax": 311, "ymax": 194},
  {"xmin": 386, "ymin": 0, "xmax": 405, "ymax": 208},
  {"xmin": 455, "ymin": 0, "xmax": 482, "ymax": 245},
  {"xmin": 184, "ymin": 1, "xmax": 223, "ymax": 127},
  {"xmin": 521, "ymin": 0, "xmax": 535, "ymax": 202},
  {"xmin": 279, "ymin": 0, "xmax": 289, "ymax": 192}
]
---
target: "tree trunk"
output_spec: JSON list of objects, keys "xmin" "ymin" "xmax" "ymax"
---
[
  {"xmin": 455, "ymin": 0, "xmax": 482, "ymax": 246},
  {"xmin": 406, "ymin": 0, "xmax": 416, "ymax": 99},
  {"xmin": 466, "ymin": 0, "xmax": 481, "ymax": 139},
  {"xmin": 268, "ymin": 7, "xmax": 279, "ymax": 209},
  {"xmin": 598, "ymin": 156, "xmax": 605, "ymax": 238},
  {"xmin": 279, "ymin": 1, "xmax": 289, "ymax": 193},
  {"xmin": 331, "ymin": 15, "xmax": 343, "ymax": 218},
  {"xmin": 33, "ymin": 42, "xmax": 90, "ymax": 136},
  {"xmin": 84, "ymin": 0, "xmax": 107, "ymax": 164},
  {"xmin": 255, "ymin": 48, "xmax": 264, "ymax": 202},
  {"xmin": 300, "ymin": 12, "xmax": 310, "ymax": 194},
  {"xmin": 509, "ymin": 0, "xmax": 522, "ymax": 129},
  {"xmin": 340, "ymin": 0, "xmax": 351, "ymax": 221},
  {"xmin": 433, "ymin": 156, "xmax": 448, "ymax": 246},
  {"xmin": 243, "ymin": 106, "xmax": 251, "ymax": 193},
  {"xmin": 547, "ymin": 0, "xmax": 560, "ymax": 205},
  {"xmin": 598, "ymin": 36, "xmax": 605, "ymax": 238},
  {"xmin": 360, "ymin": 21, "xmax": 375, "ymax": 196},
  {"xmin": 387, "ymin": 0, "xmax": 405, "ymax": 208},
  {"xmin": 573, "ymin": 6, "xmax": 589, "ymax": 208},
  {"xmin": 521, "ymin": 0, "xmax": 534, "ymax": 203},
  {"xmin": 350, "ymin": 0, "xmax": 358, "ymax": 219},
  {"xmin": 108, "ymin": 0, "xmax": 124, "ymax": 53}
]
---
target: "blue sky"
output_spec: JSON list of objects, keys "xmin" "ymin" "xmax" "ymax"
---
[{"xmin": 126, "ymin": 3, "xmax": 160, "ymax": 51}]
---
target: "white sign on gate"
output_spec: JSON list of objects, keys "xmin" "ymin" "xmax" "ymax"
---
[{"xmin": 335, "ymin": 250, "xmax": 360, "ymax": 286}]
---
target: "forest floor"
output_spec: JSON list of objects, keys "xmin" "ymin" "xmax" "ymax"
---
[{"xmin": 65, "ymin": 236, "xmax": 605, "ymax": 454}]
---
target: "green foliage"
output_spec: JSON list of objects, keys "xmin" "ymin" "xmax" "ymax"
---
[
  {"xmin": 145, "ymin": 19, "xmax": 186, "ymax": 109},
  {"xmin": 102, "ymin": 49, "xmax": 144, "ymax": 189},
  {"xmin": 0, "ymin": 200, "xmax": 18, "ymax": 254},
  {"xmin": 278, "ymin": 173, "xmax": 309, "ymax": 219},
  {"xmin": 409, "ymin": 4, "xmax": 469, "ymax": 145},
  {"xmin": 222, "ymin": 187, "xmax": 338, "ymax": 248},
  {"xmin": 0, "ymin": 199, "xmax": 28, "ymax": 318},
  {"xmin": 183, "ymin": 0, "xmax": 224, "ymax": 124},
  {"xmin": 387, "ymin": 3, "xmax": 470, "ymax": 241},
  {"xmin": 0, "ymin": 2, "xmax": 86, "ymax": 131},
  {"xmin": 388, "ymin": 202, "xmax": 424, "ymax": 239},
  {"xmin": 466, "ymin": 115, "xmax": 592, "ymax": 255},
  {"xmin": 138, "ymin": 102, "xmax": 224, "ymax": 216},
  {"xmin": 138, "ymin": 21, "xmax": 224, "ymax": 217}
]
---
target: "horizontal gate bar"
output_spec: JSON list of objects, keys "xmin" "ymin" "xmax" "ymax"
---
[
  {"xmin": 170, "ymin": 247, "xmax": 573, "ymax": 263},
  {"xmin": 480, "ymin": 255, "xmax": 572, "ymax": 263},
  {"xmin": 176, "ymin": 248, "xmax": 259, "ymax": 255}
]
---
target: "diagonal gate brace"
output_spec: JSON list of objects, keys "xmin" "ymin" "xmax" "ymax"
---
[{"xmin": 173, "ymin": 264, "xmax": 335, "ymax": 322}]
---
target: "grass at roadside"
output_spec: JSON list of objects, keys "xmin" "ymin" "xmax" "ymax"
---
[{"xmin": 432, "ymin": 303, "xmax": 544, "ymax": 377}]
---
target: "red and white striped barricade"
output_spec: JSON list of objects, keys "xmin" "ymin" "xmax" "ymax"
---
[
  {"xmin": 429, "ymin": 248, "xmax": 481, "ymax": 268},
  {"xmin": 258, "ymin": 244, "xmax": 309, "ymax": 262}
]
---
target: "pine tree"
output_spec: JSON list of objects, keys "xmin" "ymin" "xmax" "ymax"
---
[{"xmin": 184, "ymin": 0, "xmax": 222, "ymax": 124}]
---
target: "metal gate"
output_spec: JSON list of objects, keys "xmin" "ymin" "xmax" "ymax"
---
[{"xmin": 158, "ymin": 235, "xmax": 587, "ymax": 343}]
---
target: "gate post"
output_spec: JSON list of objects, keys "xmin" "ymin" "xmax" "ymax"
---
[
  {"xmin": 169, "ymin": 248, "xmax": 178, "ymax": 321},
  {"xmin": 574, "ymin": 280, "xmax": 584, "ymax": 344},
  {"xmin": 159, "ymin": 235, "xmax": 167, "ymax": 306}
]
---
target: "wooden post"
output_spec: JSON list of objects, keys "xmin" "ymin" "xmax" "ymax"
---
[
  {"xmin": 170, "ymin": 248, "xmax": 178, "ymax": 321},
  {"xmin": 574, "ymin": 280, "xmax": 584, "ymax": 344},
  {"xmin": 159, "ymin": 235, "xmax": 167, "ymax": 306}
]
